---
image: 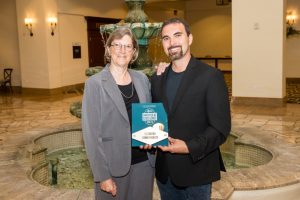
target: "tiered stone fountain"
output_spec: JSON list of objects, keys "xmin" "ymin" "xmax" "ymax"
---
[
  {"xmin": 70, "ymin": 0, "xmax": 162, "ymax": 118},
  {"xmin": 100, "ymin": 0, "xmax": 162, "ymax": 69}
]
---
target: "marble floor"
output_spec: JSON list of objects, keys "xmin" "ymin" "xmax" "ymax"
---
[{"xmin": 1, "ymin": 89, "xmax": 300, "ymax": 199}]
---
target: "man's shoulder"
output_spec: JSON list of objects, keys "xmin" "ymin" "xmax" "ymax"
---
[{"xmin": 192, "ymin": 58, "xmax": 222, "ymax": 78}]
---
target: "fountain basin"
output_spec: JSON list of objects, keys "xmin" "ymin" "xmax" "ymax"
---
[
  {"xmin": 29, "ymin": 129, "xmax": 273, "ymax": 190},
  {"xmin": 5, "ymin": 123, "xmax": 299, "ymax": 199}
]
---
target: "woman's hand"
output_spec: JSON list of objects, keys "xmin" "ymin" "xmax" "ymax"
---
[
  {"xmin": 100, "ymin": 178, "xmax": 117, "ymax": 196},
  {"xmin": 155, "ymin": 62, "xmax": 169, "ymax": 75}
]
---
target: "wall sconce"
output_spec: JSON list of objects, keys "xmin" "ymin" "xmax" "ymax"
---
[
  {"xmin": 24, "ymin": 18, "xmax": 33, "ymax": 37},
  {"xmin": 48, "ymin": 17, "xmax": 57, "ymax": 36},
  {"xmin": 286, "ymin": 12, "xmax": 300, "ymax": 37},
  {"xmin": 286, "ymin": 12, "xmax": 296, "ymax": 26}
]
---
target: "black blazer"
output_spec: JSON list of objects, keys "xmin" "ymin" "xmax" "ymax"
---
[{"xmin": 151, "ymin": 57, "xmax": 231, "ymax": 187}]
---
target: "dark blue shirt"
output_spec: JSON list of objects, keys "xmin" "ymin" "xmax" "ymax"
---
[{"xmin": 166, "ymin": 67, "xmax": 185, "ymax": 109}]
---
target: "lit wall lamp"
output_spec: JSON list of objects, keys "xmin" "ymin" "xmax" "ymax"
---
[
  {"xmin": 48, "ymin": 17, "xmax": 57, "ymax": 36},
  {"xmin": 286, "ymin": 12, "xmax": 296, "ymax": 26},
  {"xmin": 24, "ymin": 18, "xmax": 33, "ymax": 37},
  {"xmin": 286, "ymin": 12, "xmax": 300, "ymax": 37}
]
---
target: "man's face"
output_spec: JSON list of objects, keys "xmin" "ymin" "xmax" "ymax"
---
[{"xmin": 161, "ymin": 23, "xmax": 192, "ymax": 61}]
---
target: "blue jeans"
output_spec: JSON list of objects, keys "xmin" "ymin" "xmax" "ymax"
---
[{"xmin": 157, "ymin": 178, "xmax": 212, "ymax": 200}]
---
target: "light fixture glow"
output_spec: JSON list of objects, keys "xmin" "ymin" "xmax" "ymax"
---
[
  {"xmin": 24, "ymin": 18, "xmax": 34, "ymax": 37},
  {"xmin": 48, "ymin": 17, "xmax": 57, "ymax": 36}
]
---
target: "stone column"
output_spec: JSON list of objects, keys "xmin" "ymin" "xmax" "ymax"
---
[
  {"xmin": 16, "ymin": 0, "xmax": 61, "ymax": 90},
  {"xmin": 232, "ymin": 0, "xmax": 287, "ymax": 106}
]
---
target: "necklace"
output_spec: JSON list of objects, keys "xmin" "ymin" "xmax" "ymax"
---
[{"xmin": 119, "ymin": 82, "xmax": 134, "ymax": 99}]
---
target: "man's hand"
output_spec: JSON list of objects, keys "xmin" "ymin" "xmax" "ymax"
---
[
  {"xmin": 139, "ymin": 144, "xmax": 154, "ymax": 150},
  {"xmin": 158, "ymin": 137, "xmax": 189, "ymax": 154},
  {"xmin": 155, "ymin": 62, "xmax": 169, "ymax": 75},
  {"xmin": 100, "ymin": 178, "xmax": 117, "ymax": 196}
]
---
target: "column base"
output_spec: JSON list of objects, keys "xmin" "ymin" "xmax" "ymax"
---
[{"xmin": 231, "ymin": 96, "xmax": 286, "ymax": 107}]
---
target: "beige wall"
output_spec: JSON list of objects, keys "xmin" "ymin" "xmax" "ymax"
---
[
  {"xmin": 16, "ymin": 0, "xmax": 63, "ymax": 89},
  {"xmin": 58, "ymin": 14, "xmax": 88, "ymax": 86},
  {"xmin": 2, "ymin": 0, "xmax": 299, "ymax": 89},
  {"xmin": 186, "ymin": 0, "xmax": 232, "ymax": 71},
  {"xmin": 57, "ymin": 0, "xmax": 127, "ymax": 18},
  {"xmin": 16, "ymin": 0, "xmax": 51, "ymax": 88},
  {"xmin": 145, "ymin": 2, "xmax": 185, "ymax": 64},
  {"xmin": 44, "ymin": 0, "xmax": 61, "ymax": 89},
  {"xmin": 186, "ymin": 0, "xmax": 232, "ymax": 57},
  {"xmin": 0, "ymin": 0, "xmax": 21, "ymax": 86},
  {"xmin": 56, "ymin": 0, "xmax": 127, "ymax": 87},
  {"xmin": 14, "ymin": 0, "xmax": 127, "ymax": 89},
  {"xmin": 286, "ymin": 0, "xmax": 300, "ymax": 78},
  {"xmin": 232, "ymin": 0, "xmax": 286, "ymax": 98}
]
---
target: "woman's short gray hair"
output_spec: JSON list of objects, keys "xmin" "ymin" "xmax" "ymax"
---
[{"xmin": 104, "ymin": 26, "xmax": 139, "ymax": 64}]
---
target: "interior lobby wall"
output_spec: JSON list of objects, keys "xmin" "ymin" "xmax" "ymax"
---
[
  {"xmin": 58, "ymin": 14, "xmax": 88, "ymax": 87},
  {"xmin": 56, "ymin": 0, "xmax": 127, "ymax": 87},
  {"xmin": 0, "ymin": 0, "xmax": 21, "ymax": 86},
  {"xmin": 4, "ymin": 0, "xmax": 300, "ymax": 89},
  {"xmin": 44, "ymin": 0, "xmax": 62, "ymax": 89},
  {"xmin": 16, "ymin": 0, "xmax": 52, "ymax": 88},
  {"xmin": 57, "ymin": 0, "xmax": 127, "ymax": 18},
  {"xmin": 286, "ymin": 0, "xmax": 300, "ymax": 78},
  {"xmin": 186, "ymin": 0, "xmax": 232, "ymax": 71},
  {"xmin": 145, "ymin": 2, "xmax": 185, "ymax": 64}
]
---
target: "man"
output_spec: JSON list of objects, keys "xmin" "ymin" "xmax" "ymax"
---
[{"xmin": 151, "ymin": 18, "xmax": 231, "ymax": 200}]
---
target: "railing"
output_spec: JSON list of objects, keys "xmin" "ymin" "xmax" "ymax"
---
[{"xmin": 196, "ymin": 56, "xmax": 232, "ymax": 69}]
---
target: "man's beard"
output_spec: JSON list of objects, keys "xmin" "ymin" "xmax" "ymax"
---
[{"xmin": 168, "ymin": 46, "xmax": 184, "ymax": 61}]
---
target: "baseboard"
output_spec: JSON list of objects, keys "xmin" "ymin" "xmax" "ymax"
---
[
  {"xmin": 222, "ymin": 70, "xmax": 232, "ymax": 74},
  {"xmin": 21, "ymin": 83, "xmax": 84, "ymax": 95},
  {"xmin": 231, "ymin": 96, "xmax": 286, "ymax": 107},
  {"xmin": 286, "ymin": 78, "xmax": 300, "ymax": 84}
]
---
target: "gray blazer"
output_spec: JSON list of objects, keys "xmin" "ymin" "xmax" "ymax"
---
[{"xmin": 82, "ymin": 66, "xmax": 154, "ymax": 183}]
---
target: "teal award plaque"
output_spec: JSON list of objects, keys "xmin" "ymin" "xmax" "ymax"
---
[{"xmin": 132, "ymin": 103, "xmax": 168, "ymax": 147}]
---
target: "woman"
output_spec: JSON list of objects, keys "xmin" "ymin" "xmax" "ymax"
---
[{"xmin": 82, "ymin": 26, "xmax": 155, "ymax": 200}]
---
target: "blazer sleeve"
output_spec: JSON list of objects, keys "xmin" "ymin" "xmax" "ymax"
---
[
  {"xmin": 82, "ymin": 79, "xmax": 111, "ymax": 182},
  {"xmin": 186, "ymin": 70, "xmax": 231, "ymax": 162}
]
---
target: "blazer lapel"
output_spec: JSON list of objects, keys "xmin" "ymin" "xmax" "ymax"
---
[
  {"xmin": 129, "ymin": 69, "xmax": 146, "ymax": 103},
  {"xmin": 160, "ymin": 66, "xmax": 171, "ymax": 115},
  {"xmin": 169, "ymin": 57, "xmax": 198, "ymax": 117},
  {"xmin": 101, "ymin": 66, "xmax": 129, "ymax": 123}
]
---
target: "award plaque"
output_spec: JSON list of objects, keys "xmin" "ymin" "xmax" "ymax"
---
[{"xmin": 132, "ymin": 103, "xmax": 168, "ymax": 147}]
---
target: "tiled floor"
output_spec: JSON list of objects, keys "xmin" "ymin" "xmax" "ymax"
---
[{"xmin": 1, "ymin": 84, "xmax": 300, "ymax": 199}]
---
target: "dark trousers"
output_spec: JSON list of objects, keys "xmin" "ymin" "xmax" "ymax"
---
[{"xmin": 157, "ymin": 178, "xmax": 211, "ymax": 200}]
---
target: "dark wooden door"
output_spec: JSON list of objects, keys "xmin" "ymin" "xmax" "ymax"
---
[{"xmin": 85, "ymin": 17, "xmax": 121, "ymax": 67}]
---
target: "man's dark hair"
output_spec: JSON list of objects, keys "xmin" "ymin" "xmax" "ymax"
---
[{"xmin": 161, "ymin": 18, "xmax": 191, "ymax": 36}]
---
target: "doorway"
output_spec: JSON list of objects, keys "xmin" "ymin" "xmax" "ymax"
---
[{"xmin": 85, "ymin": 17, "xmax": 120, "ymax": 67}]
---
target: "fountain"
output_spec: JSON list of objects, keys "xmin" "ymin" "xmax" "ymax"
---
[
  {"xmin": 29, "ymin": 130, "xmax": 272, "ymax": 189},
  {"xmin": 70, "ymin": 0, "xmax": 162, "ymax": 119},
  {"xmin": 100, "ymin": 0, "xmax": 162, "ymax": 69}
]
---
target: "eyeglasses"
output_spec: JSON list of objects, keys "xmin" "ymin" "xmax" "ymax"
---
[{"xmin": 110, "ymin": 43, "xmax": 134, "ymax": 52}]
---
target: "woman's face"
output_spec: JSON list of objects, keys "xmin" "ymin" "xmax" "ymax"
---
[{"xmin": 109, "ymin": 35, "xmax": 135, "ymax": 68}]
